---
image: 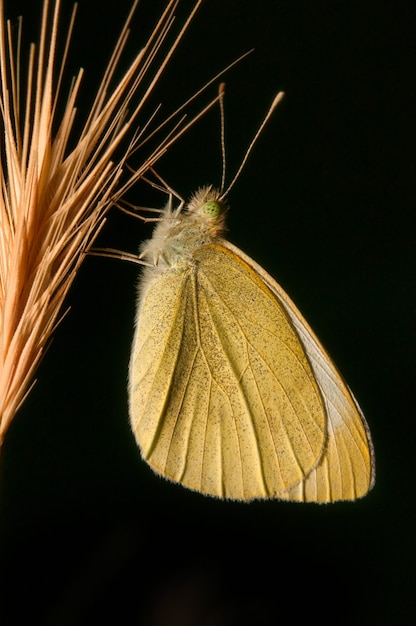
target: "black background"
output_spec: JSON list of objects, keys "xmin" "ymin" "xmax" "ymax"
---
[{"xmin": 0, "ymin": 1, "xmax": 414, "ymax": 624}]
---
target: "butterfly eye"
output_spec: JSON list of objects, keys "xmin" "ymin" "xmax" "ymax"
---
[{"xmin": 202, "ymin": 200, "xmax": 222, "ymax": 218}]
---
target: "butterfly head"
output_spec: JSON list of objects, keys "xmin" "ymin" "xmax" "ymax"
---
[{"xmin": 185, "ymin": 185, "xmax": 228, "ymax": 238}]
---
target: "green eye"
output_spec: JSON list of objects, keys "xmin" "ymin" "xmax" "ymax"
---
[{"xmin": 202, "ymin": 200, "xmax": 221, "ymax": 218}]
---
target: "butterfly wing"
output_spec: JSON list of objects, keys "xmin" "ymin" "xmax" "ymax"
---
[
  {"xmin": 129, "ymin": 242, "xmax": 329, "ymax": 500},
  {"xmin": 222, "ymin": 240, "xmax": 375, "ymax": 501}
]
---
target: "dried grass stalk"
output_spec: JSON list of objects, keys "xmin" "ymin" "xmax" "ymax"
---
[{"xmin": 0, "ymin": 0, "xmax": 205, "ymax": 444}]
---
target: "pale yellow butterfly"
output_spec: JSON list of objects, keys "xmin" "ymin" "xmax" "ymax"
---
[{"xmin": 128, "ymin": 92, "xmax": 375, "ymax": 502}]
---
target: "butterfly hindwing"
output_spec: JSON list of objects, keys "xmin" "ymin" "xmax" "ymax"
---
[{"xmin": 129, "ymin": 241, "xmax": 329, "ymax": 500}]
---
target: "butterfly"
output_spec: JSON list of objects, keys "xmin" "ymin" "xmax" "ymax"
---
[
  {"xmin": 126, "ymin": 89, "xmax": 374, "ymax": 502},
  {"xmin": 127, "ymin": 181, "xmax": 375, "ymax": 502}
]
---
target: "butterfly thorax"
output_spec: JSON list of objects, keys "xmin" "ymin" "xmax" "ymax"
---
[{"xmin": 140, "ymin": 186, "xmax": 228, "ymax": 271}]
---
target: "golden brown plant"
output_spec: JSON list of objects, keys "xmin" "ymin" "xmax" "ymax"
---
[{"xmin": 0, "ymin": 0, "xmax": 207, "ymax": 445}]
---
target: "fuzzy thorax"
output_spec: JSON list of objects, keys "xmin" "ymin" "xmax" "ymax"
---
[{"xmin": 139, "ymin": 185, "xmax": 228, "ymax": 271}]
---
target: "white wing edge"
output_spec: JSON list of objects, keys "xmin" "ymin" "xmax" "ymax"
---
[{"xmin": 219, "ymin": 239, "xmax": 375, "ymax": 499}]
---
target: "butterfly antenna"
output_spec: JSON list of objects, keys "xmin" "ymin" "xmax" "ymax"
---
[
  {"xmin": 220, "ymin": 91, "xmax": 285, "ymax": 200},
  {"xmin": 218, "ymin": 83, "xmax": 227, "ymax": 194}
]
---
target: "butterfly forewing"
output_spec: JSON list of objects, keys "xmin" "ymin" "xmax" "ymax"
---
[{"xmin": 221, "ymin": 240, "xmax": 375, "ymax": 501}]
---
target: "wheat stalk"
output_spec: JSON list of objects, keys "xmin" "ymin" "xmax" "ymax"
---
[{"xmin": 0, "ymin": 0, "xmax": 207, "ymax": 445}]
